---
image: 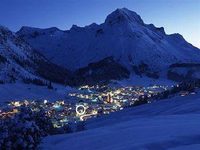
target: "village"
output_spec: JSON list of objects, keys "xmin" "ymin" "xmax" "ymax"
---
[{"xmin": 0, "ymin": 84, "xmax": 177, "ymax": 128}]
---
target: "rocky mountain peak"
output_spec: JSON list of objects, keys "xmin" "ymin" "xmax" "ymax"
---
[{"xmin": 105, "ymin": 8, "xmax": 144, "ymax": 25}]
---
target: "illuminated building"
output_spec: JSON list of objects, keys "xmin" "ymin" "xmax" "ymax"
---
[{"xmin": 107, "ymin": 93, "xmax": 113, "ymax": 103}]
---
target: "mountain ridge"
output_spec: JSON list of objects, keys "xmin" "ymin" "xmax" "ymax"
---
[{"xmin": 17, "ymin": 8, "xmax": 200, "ymax": 73}]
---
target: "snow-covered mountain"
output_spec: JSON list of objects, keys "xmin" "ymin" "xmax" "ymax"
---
[
  {"xmin": 17, "ymin": 8, "xmax": 200, "ymax": 75},
  {"xmin": 0, "ymin": 26, "xmax": 71, "ymax": 84}
]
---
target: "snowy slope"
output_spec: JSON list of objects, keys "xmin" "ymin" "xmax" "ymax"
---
[
  {"xmin": 17, "ymin": 8, "xmax": 200, "ymax": 72},
  {"xmin": 0, "ymin": 26, "xmax": 71, "ymax": 84},
  {"xmin": 0, "ymin": 83, "xmax": 70, "ymax": 103},
  {"xmin": 115, "ymin": 74, "xmax": 176, "ymax": 87},
  {"xmin": 0, "ymin": 26, "xmax": 39, "ymax": 82},
  {"xmin": 86, "ymin": 92, "xmax": 200, "ymax": 129},
  {"xmin": 41, "ymin": 92, "xmax": 200, "ymax": 150}
]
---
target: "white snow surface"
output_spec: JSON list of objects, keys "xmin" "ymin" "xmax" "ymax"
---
[
  {"xmin": 115, "ymin": 74, "xmax": 176, "ymax": 87},
  {"xmin": 41, "ymin": 91, "xmax": 200, "ymax": 150},
  {"xmin": 0, "ymin": 83, "xmax": 76, "ymax": 103}
]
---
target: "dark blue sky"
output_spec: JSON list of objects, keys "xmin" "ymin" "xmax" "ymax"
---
[{"xmin": 0, "ymin": 0, "xmax": 199, "ymax": 47}]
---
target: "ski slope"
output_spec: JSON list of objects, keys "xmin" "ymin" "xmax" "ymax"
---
[{"xmin": 41, "ymin": 91, "xmax": 200, "ymax": 150}]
